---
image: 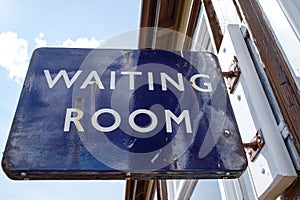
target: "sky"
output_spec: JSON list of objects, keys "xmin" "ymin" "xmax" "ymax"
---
[{"xmin": 0, "ymin": 0, "xmax": 140, "ymax": 199}]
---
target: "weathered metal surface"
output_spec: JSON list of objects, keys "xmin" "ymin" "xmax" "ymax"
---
[
  {"xmin": 243, "ymin": 129, "xmax": 265, "ymax": 162},
  {"xmin": 2, "ymin": 48, "xmax": 247, "ymax": 180}
]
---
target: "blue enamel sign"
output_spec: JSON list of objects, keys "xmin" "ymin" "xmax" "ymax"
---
[{"xmin": 2, "ymin": 48, "xmax": 247, "ymax": 180}]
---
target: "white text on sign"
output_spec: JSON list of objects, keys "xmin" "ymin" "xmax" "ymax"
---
[{"xmin": 44, "ymin": 70, "xmax": 213, "ymax": 92}]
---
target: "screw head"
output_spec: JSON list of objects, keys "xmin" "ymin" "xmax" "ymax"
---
[
  {"xmin": 224, "ymin": 130, "xmax": 230, "ymax": 136},
  {"xmin": 247, "ymin": 149, "xmax": 252, "ymax": 156}
]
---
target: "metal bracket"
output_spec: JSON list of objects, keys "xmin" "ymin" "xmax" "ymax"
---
[
  {"xmin": 222, "ymin": 56, "xmax": 241, "ymax": 94},
  {"xmin": 243, "ymin": 129, "xmax": 265, "ymax": 162}
]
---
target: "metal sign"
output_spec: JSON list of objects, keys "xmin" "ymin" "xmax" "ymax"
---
[{"xmin": 2, "ymin": 48, "xmax": 247, "ymax": 180}]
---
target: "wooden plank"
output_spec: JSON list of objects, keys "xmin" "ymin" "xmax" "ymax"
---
[
  {"xmin": 236, "ymin": 0, "xmax": 300, "ymax": 198},
  {"xmin": 140, "ymin": 0, "xmax": 157, "ymax": 28},
  {"xmin": 202, "ymin": 0, "xmax": 223, "ymax": 51},
  {"xmin": 183, "ymin": 0, "xmax": 201, "ymax": 49},
  {"xmin": 158, "ymin": 0, "xmax": 176, "ymax": 28},
  {"xmin": 139, "ymin": 0, "xmax": 157, "ymax": 48},
  {"xmin": 237, "ymin": 0, "xmax": 300, "ymax": 156}
]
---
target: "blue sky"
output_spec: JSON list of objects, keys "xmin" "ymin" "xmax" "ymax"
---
[{"xmin": 0, "ymin": 1, "xmax": 140, "ymax": 199}]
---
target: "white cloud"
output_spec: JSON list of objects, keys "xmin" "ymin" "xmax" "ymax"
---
[
  {"xmin": 0, "ymin": 32, "xmax": 29, "ymax": 83},
  {"xmin": 0, "ymin": 32, "xmax": 102, "ymax": 83},
  {"xmin": 61, "ymin": 37, "xmax": 101, "ymax": 48},
  {"xmin": 35, "ymin": 32, "xmax": 47, "ymax": 48}
]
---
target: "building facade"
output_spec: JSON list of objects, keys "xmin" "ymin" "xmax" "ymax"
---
[{"xmin": 126, "ymin": 0, "xmax": 300, "ymax": 199}]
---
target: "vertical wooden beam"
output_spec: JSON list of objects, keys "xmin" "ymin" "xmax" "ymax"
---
[
  {"xmin": 237, "ymin": 0, "xmax": 300, "ymax": 153},
  {"xmin": 202, "ymin": 0, "xmax": 223, "ymax": 51},
  {"xmin": 236, "ymin": 0, "xmax": 300, "ymax": 198},
  {"xmin": 139, "ymin": 0, "xmax": 157, "ymax": 48},
  {"xmin": 183, "ymin": 0, "xmax": 202, "ymax": 49}
]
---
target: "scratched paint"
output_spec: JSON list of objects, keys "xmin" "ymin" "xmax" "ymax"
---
[{"xmin": 2, "ymin": 48, "xmax": 247, "ymax": 180}]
